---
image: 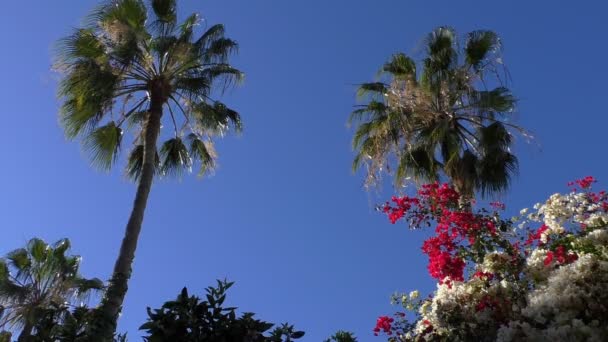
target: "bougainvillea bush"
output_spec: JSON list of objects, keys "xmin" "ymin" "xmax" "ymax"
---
[{"xmin": 374, "ymin": 177, "xmax": 608, "ymax": 341}]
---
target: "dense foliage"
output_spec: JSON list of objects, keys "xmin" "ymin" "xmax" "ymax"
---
[
  {"xmin": 374, "ymin": 177, "xmax": 608, "ymax": 341},
  {"xmin": 140, "ymin": 280, "xmax": 304, "ymax": 341}
]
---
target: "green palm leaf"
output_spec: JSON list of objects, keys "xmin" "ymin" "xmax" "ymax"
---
[
  {"xmin": 159, "ymin": 138, "xmax": 191, "ymax": 177},
  {"xmin": 84, "ymin": 122, "xmax": 123, "ymax": 170},
  {"xmin": 381, "ymin": 53, "xmax": 416, "ymax": 79},
  {"xmin": 465, "ymin": 30, "xmax": 500, "ymax": 70},
  {"xmin": 125, "ymin": 144, "xmax": 160, "ymax": 181},
  {"xmin": 187, "ymin": 133, "xmax": 216, "ymax": 176}
]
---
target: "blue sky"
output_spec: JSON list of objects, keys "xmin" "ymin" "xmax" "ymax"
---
[{"xmin": 1, "ymin": 0, "xmax": 607, "ymax": 340}]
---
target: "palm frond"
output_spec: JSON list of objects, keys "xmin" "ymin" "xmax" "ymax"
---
[
  {"xmin": 84, "ymin": 122, "xmax": 123, "ymax": 170},
  {"xmin": 201, "ymin": 38, "xmax": 239, "ymax": 64},
  {"xmin": 381, "ymin": 53, "xmax": 416, "ymax": 79},
  {"xmin": 468, "ymin": 87, "xmax": 516, "ymax": 116},
  {"xmin": 26, "ymin": 239, "xmax": 48, "ymax": 264},
  {"xmin": 478, "ymin": 122, "xmax": 512, "ymax": 150},
  {"xmin": 192, "ymin": 101, "xmax": 242, "ymax": 134},
  {"xmin": 52, "ymin": 239, "xmax": 71, "ymax": 257},
  {"xmin": 396, "ymin": 145, "xmax": 439, "ymax": 184},
  {"xmin": 151, "ymin": 35, "xmax": 178, "ymax": 60},
  {"xmin": 55, "ymin": 29, "xmax": 106, "ymax": 65},
  {"xmin": 475, "ymin": 122, "xmax": 518, "ymax": 197},
  {"xmin": 203, "ymin": 64, "xmax": 244, "ymax": 90},
  {"xmin": 187, "ymin": 134, "xmax": 216, "ymax": 176},
  {"xmin": 93, "ymin": 0, "xmax": 149, "ymax": 66},
  {"xmin": 125, "ymin": 144, "xmax": 160, "ymax": 181},
  {"xmin": 349, "ymin": 101, "xmax": 388, "ymax": 124},
  {"xmin": 356, "ymin": 82, "xmax": 387, "ymax": 99},
  {"xmin": 159, "ymin": 138, "xmax": 191, "ymax": 177},
  {"xmin": 178, "ymin": 13, "xmax": 200, "ymax": 42},
  {"xmin": 6, "ymin": 250, "xmax": 30, "ymax": 272},
  {"xmin": 150, "ymin": 0, "xmax": 177, "ymax": 29},
  {"xmin": 92, "ymin": 0, "xmax": 147, "ymax": 32},
  {"xmin": 58, "ymin": 59, "xmax": 120, "ymax": 138},
  {"xmin": 126, "ymin": 111, "xmax": 148, "ymax": 130},
  {"xmin": 476, "ymin": 151, "xmax": 518, "ymax": 198},
  {"xmin": 194, "ymin": 24, "xmax": 225, "ymax": 50},
  {"xmin": 423, "ymin": 26, "xmax": 457, "ymax": 77},
  {"xmin": 465, "ymin": 30, "xmax": 500, "ymax": 70}
]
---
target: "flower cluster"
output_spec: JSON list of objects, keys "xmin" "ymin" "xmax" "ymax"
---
[
  {"xmin": 383, "ymin": 182, "xmax": 506, "ymax": 285},
  {"xmin": 374, "ymin": 177, "xmax": 608, "ymax": 341},
  {"xmin": 373, "ymin": 316, "xmax": 394, "ymax": 336}
]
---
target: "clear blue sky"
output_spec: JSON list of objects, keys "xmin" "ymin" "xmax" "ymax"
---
[{"xmin": 1, "ymin": 0, "xmax": 606, "ymax": 340}]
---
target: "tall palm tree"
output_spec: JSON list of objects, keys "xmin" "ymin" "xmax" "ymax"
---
[
  {"xmin": 0, "ymin": 238, "xmax": 103, "ymax": 341},
  {"xmin": 351, "ymin": 27, "xmax": 528, "ymax": 203},
  {"xmin": 55, "ymin": 0, "xmax": 243, "ymax": 338}
]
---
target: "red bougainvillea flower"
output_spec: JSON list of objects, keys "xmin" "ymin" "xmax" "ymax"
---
[
  {"xmin": 490, "ymin": 201, "xmax": 506, "ymax": 210},
  {"xmin": 568, "ymin": 176, "xmax": 596, "ymax": 190},
  {"xmin": 382, "ymin": 182, "xmax": 507, "ymax": 283},
  {"xmin": 525, "ymin": 224, "xmax": 549, "ymax": 246},
  {"xmin": 373, "ymin": 316, "xmax": 394, "ymax": 336},
  {"xmin": 544, "ymin": 245, "xmax": 578, "ymax": 266}
]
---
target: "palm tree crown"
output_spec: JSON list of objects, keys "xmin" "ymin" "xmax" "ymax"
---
[
  {"xmin": 56, "ymin": 0, "xmax": 243, "ymax": 177},
  {"xmin": 351, "ymin": 27, "xmax": 528, "ymax": 198},
  {"xmin": 0, "ymin": 238, "xmax": 103, "ymax": 340}
]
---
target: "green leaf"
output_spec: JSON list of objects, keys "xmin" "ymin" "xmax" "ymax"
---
[
  {"xmin": 194, "ymin": 24, "xmax": 225, "ymax": 50},
  {"xmin": 202, "ymin": 38, "xmax": 239, "ymax": 64},
  {"xmin": 159, "ymin": 138, "xmax": 191, "ymax": 177},
  {"xmin": 465, "ymin": 30, "xmax": 500, "ymax": 70},
  {"xmin": 84, "ymin": 121, "xmax": 123, "ymax": 170},
  {"xmin": 187, "ymin": 134, "xmax": 216, "ymax": 176},
  {"xmin": 179, "ymin": 13, "xmax": 200, "ymax": 41},
  {"xmin": 381, "ymin": 53, "xmax": 416, "ymax": 79},
  {"xmin": 151, "ymin": 0, "xmax": 177, "ymax": 25},
  {"xmin": 193, "ymin": 101, "xmax": 242, "ymax": 134},
  {"xmin": 356, "ymin": 82, "xmax": 387, "ymax": 98},
  {"xmin": 126, "ymin": 144, "xmax": 160, "ymax": 181},
  {"xmin": 94, "ymin": 0, "xmax": 147, "ymax": 32},
  {"xmin": 292, "ymin": 331, "xmax": 306, "ymax": 338},
  {"xmin": 7, "ymin": 249, "xmax": 30, "ymax": 270},
  {"xmin": 28, "ymin": 238, "xmax": 49, "ymax": 263},
  {"xmin": 57, "ymin": 28, "xmax": 105, "ymax": 62}
]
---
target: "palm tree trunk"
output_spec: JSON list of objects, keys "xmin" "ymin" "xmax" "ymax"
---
[
  {"xmin": 17, "ymin": 322, "xmax": 33, "ymax": 342},
  {"xmin": 92, "ymin": 95, "xmax": 163, "ymax": 341},
  {"xmin": 453, "ymin": 178, "xmax": 473, "ymax": 212}
]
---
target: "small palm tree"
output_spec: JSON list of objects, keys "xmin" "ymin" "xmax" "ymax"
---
[
  {"xmin": 0, "ymin": 238, "xmax": 103, "ymax": 341},
  {"xmin": 55, "ymin": 0, "xmax": 243, "ymax": 338},
  {"xmin": 351, "ymin": 27, "xmax": 528, "ymax": 202},
  {"xmin": 325, "ymin": 331, "xmax": 358, "ymax": 342}
]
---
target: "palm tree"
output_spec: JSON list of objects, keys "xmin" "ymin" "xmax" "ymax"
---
[
  {"xmin": 55, "ymin": 0, "xmax": 243, "ymax": 338},
  {"xmin": 0, "ymin": 238, "xmax": 103, "ymax": 341},
  {"xmin": 351, "ymin": 27, "xmax": 528, "ymax": 203}
]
